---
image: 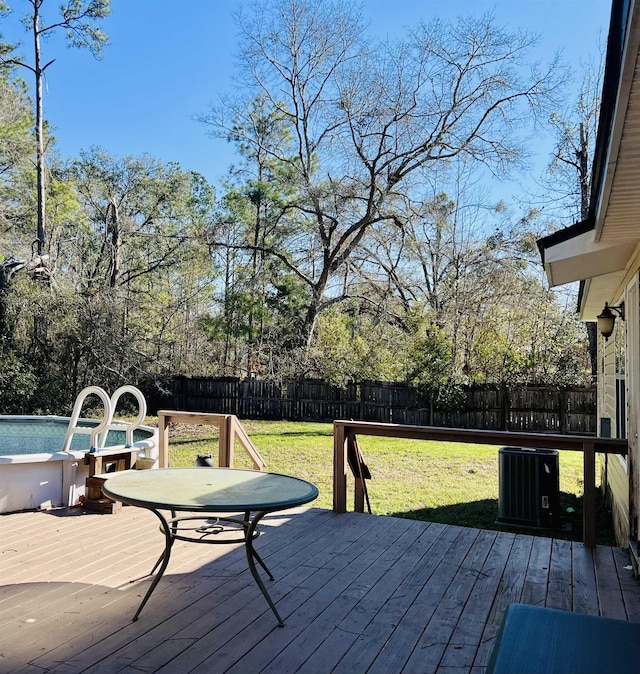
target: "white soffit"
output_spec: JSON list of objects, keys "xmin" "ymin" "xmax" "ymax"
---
[
  {"xmin": 580, "ymin": 272, "xmax": 627, "ymax": 321},
  {"xmin": 597, "ymin": 61, "xmax": 640, "ymax": 241},
  {"xmin": 543, "ymin": 230, "xmax": 637, "ymax": 287},
  {"xmin": 595, "ymin": 1, "xmax": 640, "ymax": 240}
]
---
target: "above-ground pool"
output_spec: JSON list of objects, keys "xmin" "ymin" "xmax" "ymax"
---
[{"xmin": 0, "ymin": 415, "xmax": 158, "ymax": 513}]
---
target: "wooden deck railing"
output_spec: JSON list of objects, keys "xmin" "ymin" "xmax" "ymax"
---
[
  {"xmin": 157, "ymin": 410, "xmax": 266, "ymax": 470},
  {"xmin": 333, "ymin": 420, "xmax": 628, "ymax": 548}
]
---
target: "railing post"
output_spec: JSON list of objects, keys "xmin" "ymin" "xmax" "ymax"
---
[
  {"xmin": 158, "ymin": 411, "xmax": 169, "ymax": 468},
  {"xmin": 333, "ymin": 421, "xmax": 348, "ymax": 512},
  {"xmin": 219, "ymin": 414, "xmax": 233, "ymax": 467},
  {"xmin": 227, "ymin": 415, "xmax": 235, "ymax": 467},
  {"xmin": 583, "ymin": 442, "xmax": 596, "ymax": 548}
]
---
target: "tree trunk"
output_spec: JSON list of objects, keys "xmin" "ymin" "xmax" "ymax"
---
[
  {"xmin": 33, "ymin": 6, "xmax": 46, "ymax": 257},
  {"xmin": 303, "ymin": 288, "xmax": 323, "ymax": 352},
  {"xmin": 579, "ymin": 122, "xmax": 597, "ymax": 378},
  {"xmin": 107, "ymin": 199, "xmax": 121, "ymax": 288}
]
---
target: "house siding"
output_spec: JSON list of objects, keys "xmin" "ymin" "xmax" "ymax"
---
[
  {"xmin": 607, "ymin": 454, "xmax": 630, "ymax": 544},
  {"xmin": 599, "ymin": 321, "xmax": 629, "ymax": 546},
  {"xmin": 599, "ymin": 332, "xmax": 618, "ymax": 430}
]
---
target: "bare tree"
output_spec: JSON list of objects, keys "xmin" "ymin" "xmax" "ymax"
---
[
  {"xmin": 547, "ymin": 55, "xmax": 603, "ymax": 222},
  {"xmin": 203, "ymin": 0, "xmax": 563, "ymax": 349},
  {"xmin": 544, "ymin": 55, "xmax": 603, "ymax": 378},
  {"xmin": 1, "ymin": 0, "xmax": 110, "ymax": 259}
]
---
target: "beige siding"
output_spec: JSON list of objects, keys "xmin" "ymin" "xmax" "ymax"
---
[
  {"xmin": 625, "ymin": 276, "xmax": 640, "ymax": 545},
  {"xmin": 607, "ymin": 456, "xmax": 630, "ymax": 544},
  {"xmin": 599, "ymin": 333, "xmax": 618, "ymax": 431},
  {"xmin": 599, "ymin": 314, "xmax": 629, "ymax": 546}
]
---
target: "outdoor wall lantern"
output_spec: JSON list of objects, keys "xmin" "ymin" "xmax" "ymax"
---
[{"xmin": 597, "ymin": 302, "xmax": 625, "ymax": 341}]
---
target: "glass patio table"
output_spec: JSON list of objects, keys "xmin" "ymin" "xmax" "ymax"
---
[{"xmin": 102, "ymin": 467, "xmax": 319, "ymax": 626}]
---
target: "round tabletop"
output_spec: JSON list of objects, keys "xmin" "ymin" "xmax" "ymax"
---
[{"xmin": 102, "ymin": 467, "xmax": 319, "ymax": 512}]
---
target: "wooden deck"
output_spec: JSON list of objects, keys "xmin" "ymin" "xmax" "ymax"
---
[{"xmin": 1, "ymin": 506, "xmax": 639, "ymax": 674}]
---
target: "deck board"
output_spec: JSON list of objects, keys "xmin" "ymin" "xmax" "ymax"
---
[
  {"xmin": 613, "ymin": 546, "xmax": 640, "ymax": 621},
  {"xmin": 296, "ymin": 521, "xmax": 451, "ymax": 674},
  {"xmin": 487, "ymin": 533, "xmax": 534, "ymax": 624},
  {"xmin": 546, "ymin": 538, "xmax": 573, "ymax": 611},
  {"xmin": 234, "ymin": 519, "xmax": 423, "ymax": 674},
  {"xmin": 185, "ymin": 516, "xmax": 415, "ymax": 674},
  {"xmin": 520, "ymin": 535, "xmax": 551, "ymax": 608},
  {"xmin": 594, "ymin": 545, "xmax": 628, "ymax": 619},
  {"xmin": 0, "ymin": 506, "xmax": 639, "ymax": 673},
  {"xmin": 572, "ymin": 542, "xmax": 599, "ymax": 615},
  {"xmin": 366, "ymin": 526, "xmax": 481, "ymax": 674}
]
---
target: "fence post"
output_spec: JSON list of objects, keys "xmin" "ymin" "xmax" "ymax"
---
[
  {"xmin": 293, "ymin": 380, "xmax": 302, "ymax": 421},
  {"xmin": 232, "ymin": 379, "xmax": 239, "ymax": 416},
  {"xmin": 559, "ymin": 389, "xmax": 567, "ymax": 434},
  {"xmin": 503, "ymin": 387, "xmax": 510, "ymax": 431}
]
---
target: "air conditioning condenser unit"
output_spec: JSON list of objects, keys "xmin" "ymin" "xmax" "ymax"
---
[{"xmin": 497, "ymin": 447, "xmax": 560, "ymax": 528}]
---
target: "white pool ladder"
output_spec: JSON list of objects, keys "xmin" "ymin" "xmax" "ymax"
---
[
  {"xmin": 101, "ymin": 385, "xmax": 148, "ymax": 448},
  {"xmin": 61, "ymin": 385, "xmax": 147, "ymax": 453}
]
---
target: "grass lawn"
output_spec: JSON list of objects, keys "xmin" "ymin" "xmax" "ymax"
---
[{"xmin": 160, "ymin": 418, "xmax": 615, "ymax": 545}]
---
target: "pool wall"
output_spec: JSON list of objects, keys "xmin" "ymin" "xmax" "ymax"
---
[
  {"xmin": 0, "ymin": 416, "xmax": 158, "ymax": 513},
  {"xmin": 0, "ymin": 456, "xmax": 84, "ymax": 512}
]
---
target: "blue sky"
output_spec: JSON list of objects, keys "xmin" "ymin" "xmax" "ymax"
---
[{"xmin": 1, "ymin": 0, "xmax": 611, "ymax": 203}]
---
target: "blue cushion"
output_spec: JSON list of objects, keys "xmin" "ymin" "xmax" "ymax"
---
[{"xmin": 487, "ymin": 604, "xmax": 640, "ymax": 674}]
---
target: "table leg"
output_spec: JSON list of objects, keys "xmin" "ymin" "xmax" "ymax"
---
[
  {"xmin": 243, "ymin": 510, "xmax": 273, "ymax": 579},
  {"xmin": 246, "ymin": 510, "xmax": 284, "ymax": 627},
  {"xmin": 132, "ymin": 508, "xmax": 175, "ymax": 621}
]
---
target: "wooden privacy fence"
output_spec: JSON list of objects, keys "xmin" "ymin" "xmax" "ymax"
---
[{"xmin": 150, "ymin": 377, "xmax": 597, "ymax": 434}]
